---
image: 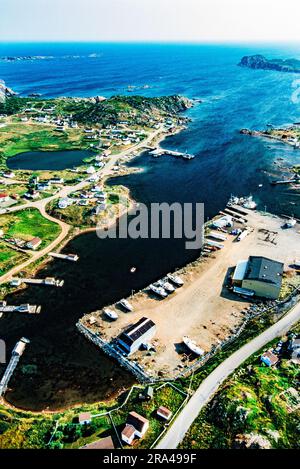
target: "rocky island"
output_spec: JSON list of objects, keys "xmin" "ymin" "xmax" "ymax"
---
[{"xmin": 238, "ymin": 54, "xmax": 300, "ymax": 73}]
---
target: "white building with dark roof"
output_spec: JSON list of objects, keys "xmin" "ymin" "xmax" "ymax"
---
[
  {"xmin": 232, "ymin": 256, "xmax": 284, "ymax": 299},
  {"xmin": 118, "ymin": 317, "xmax": 156, "ymax": 355}
]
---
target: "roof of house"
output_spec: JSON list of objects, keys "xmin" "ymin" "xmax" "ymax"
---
[
  {"xmin": 0, "ymin": 193, "xmax": 8, "ymax": 198},
  {"xmin": 244, "ymin": 256, "xmax": 284, "ymax": 287},
  {"xmin": 157, "ymin": 406, "xmax": 172, "ymax": 419},
  {"xmin": 121, "ymin": 424, "xmax": 136, "ymax": 440},
  {"xmin": 78, "ymin": 412, "xmax": 92, "ymax": 423},
  {"xmin": 119, "ymin": 317, "xmax": 155, "ymax": 347},
  {"xmin": 127, "ymin": 411, "xmax": 149, "ymax": 433},
  {"xmin": 27, "ymin": 237, "xmax": 42, "ymax": 245},
  {"xmin": 261, "ymin": 351, "xmax": 279, "ymax": 366},
  {"xmin": 80, "ymin": 436, "xmax": 114, "ymax": 449}
]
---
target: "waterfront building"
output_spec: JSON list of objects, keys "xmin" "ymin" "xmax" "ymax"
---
[
  {"xmin": 232, "ymin": 256, "xmax": 284, "ymax": 299},
  {"xmin": 117, "ymin": 317, "xmax": 156, "ymax": 355}
]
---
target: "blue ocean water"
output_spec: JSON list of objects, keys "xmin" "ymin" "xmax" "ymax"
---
[
  {"xmin": 1, "ymin": 43, "xmax": 300, "ymax": 410},
  {"xmin": 1, "ymin": 42, "xmax": 300, "ymax": 217}
]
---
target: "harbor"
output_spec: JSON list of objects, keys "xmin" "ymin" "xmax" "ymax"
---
[{"xmin": 78, "ymin": 206, "xmax": 300, "ymax": 381}]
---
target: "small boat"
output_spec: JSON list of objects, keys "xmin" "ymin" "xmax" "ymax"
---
[
  {"xmin": 157, "ymin": 279, "xmax": 176, "ymax": 293},
  {"xmin": 130, "ymin": 266, "xmax": 136, "ymax": 273},
  {"xmin": 183, "ymin": 336, "xmax": 204, "ymax": 356},
  {"xmin": 285, "ymin": 217, "xmax": 296, "ymax": 228},
  {"xmin": 242, "ymin": 195, "xmax": 257, "ymax": 210},
  {"xmin": 104, "ymin": 309, "xmax": 118, "ymax": 320},
  {"xmin": 167, "ymin": 273, "xmax": 184, "ymax": 286},
  {"xmin": 118, "ymin": 299, "xmax": 133, "ymax": 312},
  {"xmin": 149, "ymin": 284, "xmax": 168, "ymax": 298}
]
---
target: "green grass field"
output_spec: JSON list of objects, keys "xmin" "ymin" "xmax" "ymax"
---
[
  {"xmin": 0, "ymin": 241, "xmax": 28, "ymax": 276},
  {"xmin": 0, "ymin": 123, "xmax": 87, "ymax": 165},
  {"xmin": 0, "ymin": 209, "xmax": 61, "ymax": 248}
]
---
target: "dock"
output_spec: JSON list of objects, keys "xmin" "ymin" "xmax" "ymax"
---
[
  {"xmin": 48, "ymin": 252, "xmax": 79, "ymax": 262},
  {"xmin": 0, "ymin": 337, "xmax": 29, "ymax": 397},
  {"xmin": 10, "ymin": 277, "xmax": 64, "ymax": 288},
  {"xmin": 0, "ymin": 302, "xmax": 41, "ymax": 314},
  {"xmin": 270, "ymin": 177, "xmax": 300, "ymax": 185},
  {"xmin": 149, "ymin": 147, "xmax": 195, "ymax": 160}
]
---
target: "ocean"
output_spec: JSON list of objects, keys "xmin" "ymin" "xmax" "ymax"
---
[{"xmin": 0, "ymin": 43, "xmax": 299, "ymax": 410}]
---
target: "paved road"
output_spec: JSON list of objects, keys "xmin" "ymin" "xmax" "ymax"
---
[
  {"xmin": 157, "ymin": 300, "xmax": 300, "ymax": 449},
  {"xmin": 0, "ymin": 128, "xmax": 162, "ymax": 283}
]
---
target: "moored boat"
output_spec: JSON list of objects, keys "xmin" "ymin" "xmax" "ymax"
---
[
  {"xmin": 167, "ymin": 273, "xmax": 184, "ymax": 286},
  {"xmin": 104, "ymin": 309, "xmax": 118, "ymax": 320},
  {"xmin": 118, "ymin": 298, "xmax": 133, "ymax": 312},
  {"xmin": 182, "ymin": 336, "xmax": 204, "ymax": 356},
  {"xmin": 149, "ymin": 284, "xmax": 168, "ymax": 298}
]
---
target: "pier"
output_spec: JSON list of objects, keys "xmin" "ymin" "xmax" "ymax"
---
[
  {"xmin": 149, "ymin": 147, "xmax": 195, "ymax": 160},
  {"xmin": 10, "ymin": 277, "xmax": 64, "ymax": 288},
  {"xmin": 0, "ymin": 302, "xmax": 41, "ymax": 314},
  {"xmin": 270, "ymin": 177, "xmax": 300, "ymax": 185},
  {"xmin": 0, "ymin": 337, "xmax": 29, "ymax": 397},
  {"xmin": 48, "ymin": 252, "xmax": 79, "ymax": 262}
]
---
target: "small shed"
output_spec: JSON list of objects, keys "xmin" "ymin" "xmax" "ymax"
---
[{"xmin": 78, "ymin": 412, "xmax": 92, "ymax": 425}]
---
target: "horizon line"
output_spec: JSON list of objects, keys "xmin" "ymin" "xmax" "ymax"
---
[{"xmin": 1, "ymin": 39, "xmax": 300, "ymax": 45}]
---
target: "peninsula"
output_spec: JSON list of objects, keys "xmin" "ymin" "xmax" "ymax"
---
[{"xmin": 238, "ymin": 55, "xmax": 300, "ymax": 73}]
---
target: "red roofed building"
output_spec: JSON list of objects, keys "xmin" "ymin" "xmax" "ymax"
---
[{"xmin": 121, "ymin": 411, "xmax": 149, "ymax": 445}]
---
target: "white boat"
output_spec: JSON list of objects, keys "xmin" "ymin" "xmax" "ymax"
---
[
  {"xmin": 237, "ymin": 229, "xmax": 250, "ymax": 242},
  {"xmin": 149, "ymin": 284, "xmax": 168, "ymax": 298},
  {"xmin": 242, "ymin": 195, "xmax": 257, "ymax": 210},
  {"xmin": 285, "ymin": 217, "xmax": 296, "ymax": 228},
  {"xmin": 157, "ymin": 279, "xmax": 176, "ymax": 293},
  {"xmin": 118, "ymin": 299, "xmax": 133, "ymax": 312},
  {"xmin": 167, "ymin": 274, "xmax": 184, "ymax": 286},
  {"xmin": 183, "ymin": 336, "xmax": 204, "ymax": 356},
  {"xmin": 104, "ymin": 309, "xmax": 118, "ymax": 320}
]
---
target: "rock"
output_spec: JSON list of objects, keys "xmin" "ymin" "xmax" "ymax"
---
[
  {"xmin": 0, "ymin": 80, "xmax": 16, "ymax": 103},
  {"xmin": 238, "ymin": 55, "xmax": 300, "ymax": 73}
]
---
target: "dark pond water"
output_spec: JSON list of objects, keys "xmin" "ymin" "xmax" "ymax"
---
[{"xmin": 7, "ymin": 149, "xmax": 95, "ymax": 171}]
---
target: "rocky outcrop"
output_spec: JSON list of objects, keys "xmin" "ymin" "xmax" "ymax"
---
[
  {"xmin": 0, "ymin": 80, "xmax": 16, "ymax": 103},
  {"xmin": 238, "ymin": 55, "xmax": 300, "ymax": 73}
]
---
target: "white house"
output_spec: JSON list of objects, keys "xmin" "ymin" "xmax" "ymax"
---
[{"xmin": 121, "ymin": 412, "xmax": 149, "ymax": 445}]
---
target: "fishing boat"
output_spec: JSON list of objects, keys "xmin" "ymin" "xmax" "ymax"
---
[
  {"xmin": 104, "ymin": 309, "xmax": 118, "ymax": 320},
  {"xmin": 167, "ymin": 273, "xmax": 184, "ymax": 286},
  {"xmin": 149, "ymin": 284, "xmax": 168, "ymax": 298},
  {"xmin": 182, "ymin": 336, "xmax": 205, "ymax": 356},
  {"xmin": 118, "ymin": 298, "xmax": 133, "ymax": 312},
  {"xmin": 157, "ymin": 279, "xmax": 176, "ymax": 293}
]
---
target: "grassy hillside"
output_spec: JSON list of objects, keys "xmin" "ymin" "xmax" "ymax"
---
[{"xmin": 180, "ymin": 326, "xmax": 300, "ymax": 449}]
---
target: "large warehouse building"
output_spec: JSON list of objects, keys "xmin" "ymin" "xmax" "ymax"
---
[
  {"xmin": 232, "ymin": 256, "xmax": 284, "ymax": 299},
  {"xmin": 118, "ymin": 317, "xmax": 156, "ymax": 355}
]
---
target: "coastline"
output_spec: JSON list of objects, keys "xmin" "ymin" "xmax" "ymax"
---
[{"xmin": 0, "ymin": 123, "xmax": 189, "ymax": 413}]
